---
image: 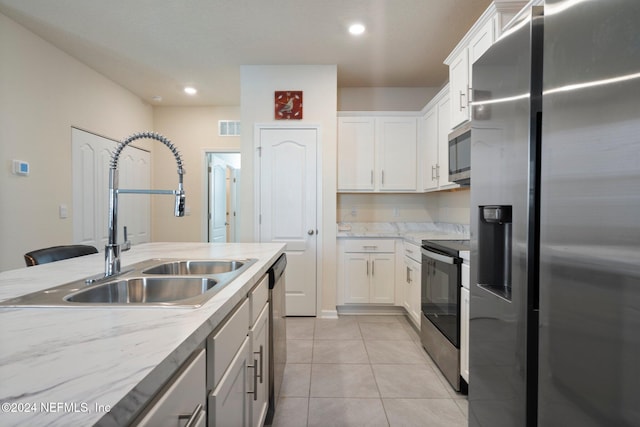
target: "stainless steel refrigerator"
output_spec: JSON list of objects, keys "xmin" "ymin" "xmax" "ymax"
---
[{"xmin": 469, "ymin": 1, "xmax": 640, "ymax": 426}]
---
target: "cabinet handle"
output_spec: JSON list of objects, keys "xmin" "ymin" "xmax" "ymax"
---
[
  {"xmin": 247, "ymin": 359, "xmax": 258, "ymax": 401},
  {"xmin": 468, "ymin": 85, "xmax": 473, "ymax": 104},
  {"xmin": 366, "ymin": 260, "xmax": 369, "ymax": 276},
  {"xmin": 362, "ymin": 245, "xmax": 378, "ymax": 250},
  {"xmin": 436, "ymin": 164, "xmax": 440, "ymax": 179},
  {"xmin": 431, "ymin": 165, "xmax": 436, "ymax": 180},
  {"xmin": 406, "ymin": 266, "xmax": 411, "ymax": 283},
  {"xmin": 372, "ymin": 260, "xmax": 375, "ymax": 276},
  {"xmin": 370, "ymin": 170, "xmax": 374, "ymax": 185},
  {"xmin": 178, "ymin": 404, "xmax": 203, "ymax": 427},
  {"xmin": 254, "ymin": 345, "xmax": 264, "ymax": 383},
  {"xmin": 459, "ymin": 91, "xmax": 466, "ymax": 110},
  {"xmin": 381, "ymin": 170, "xmax": 385, "ymax": 185}
]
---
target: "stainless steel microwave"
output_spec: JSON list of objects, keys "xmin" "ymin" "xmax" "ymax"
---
[{"xmin": 448, "ymin": 122, "xmax": 471, "ymax": 186}]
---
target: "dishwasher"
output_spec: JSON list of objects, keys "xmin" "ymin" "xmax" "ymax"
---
[{"xmin": 265, "ymin": 253, "xmax": 287, "ymax": 425}]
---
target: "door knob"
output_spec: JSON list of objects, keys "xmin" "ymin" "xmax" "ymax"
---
[{"xmin": 308, "ymin": 229, "xmax": 315, "ymax": 235}]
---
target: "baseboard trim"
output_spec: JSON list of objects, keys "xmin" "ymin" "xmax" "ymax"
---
[
  {"xmin": 336, "ymin": 305, "xmax": 406, "ymax": 316},
  {"xmin": 318, "ymin": 309, "xmax": 339, "ymax": 319}
]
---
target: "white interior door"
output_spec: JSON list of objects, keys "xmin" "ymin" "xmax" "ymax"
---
[
  {"xmin": 259, "ymin": 127, "xmax": 317, "ymax": 316},
  {"xmin": 228, "ymin": 168, "xmax": 240, "ymax": 242},
  {"xmin": 72, "ymin": 128, "xmax": 150, "ymax": 249},
  {"xmin": 209, "ymin": 156, "xmax": 228, "ymax": 243}
]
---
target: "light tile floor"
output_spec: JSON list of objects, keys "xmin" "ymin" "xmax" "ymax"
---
[{"xmin": 271, "ymin": 315, "xmax": 468, "ymax": 427}]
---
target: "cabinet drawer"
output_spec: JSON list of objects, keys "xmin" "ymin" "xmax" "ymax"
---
[
  {"xmin": 208, "ymin": 298, "xmax": 250, "ymax": 389},
  {"xmin": 135, "ymin": 349, "xmax": 206, "ymax": 427},
  {"xmin": 344, "ymin": 239, "xmax": 395, "ymax": 253},
  {"xmin": 249, "ymin": 275, "xmax": 268, "ymax": 327},
  {"xmin": 403, "ymin": 241, "xmax": 421, "ymax": 262}
]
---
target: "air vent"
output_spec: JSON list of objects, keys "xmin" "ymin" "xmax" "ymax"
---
[{"xmin": 218, "ymin": 120, "xmax": 241, "ymax": 136}]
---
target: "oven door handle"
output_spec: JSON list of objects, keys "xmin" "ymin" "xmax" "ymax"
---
[{"xmin": 421, "ymin": 248, "xmax": 456, "ymax": 265}]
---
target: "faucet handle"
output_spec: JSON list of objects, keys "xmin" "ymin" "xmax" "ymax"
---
[
  {"xmin": 121, "ymin": 226, "xmax": 131, "ymax": 252},
  {"xmin": 175, "ymin": 191, "xmax": 186, "ymax": 217}
]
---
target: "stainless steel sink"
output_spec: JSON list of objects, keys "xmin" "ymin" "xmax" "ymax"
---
[
  {"xmin": 65, "ymin": 277, "xmax": 217, "ymax": 304},
  {"xmin": 142, "ymin": 260, "xmax": 245, "ymax": 275},
  {"xmin": 0, "ymin": 257, "xmax": 256, "ymax": 308}
]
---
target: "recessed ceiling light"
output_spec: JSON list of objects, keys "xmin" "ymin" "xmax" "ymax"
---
[
  {"xmin": 348, "ymin": 23, "xmax": 366, "ymax": 36},
  {"xmin": 184, "ymin": 86, "xmax": 198, "ymax": 95},
  {"xmin": 151, "ymin": 95, "xmax": 163, "ymax": 102}
]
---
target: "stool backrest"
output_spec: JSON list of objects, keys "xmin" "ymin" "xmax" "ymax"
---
[{"xmin": 24, "ymin": 245, "xmax": 99, "ymax": 267}]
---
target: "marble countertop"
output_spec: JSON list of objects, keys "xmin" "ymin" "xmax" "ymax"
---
[
  {"xmin": 0, "ymin": 242, "xmax": 285, "ymax": 427},
  {"xmin": 337, "ymin": 222, "xmax": 469, "ymax": 246}
]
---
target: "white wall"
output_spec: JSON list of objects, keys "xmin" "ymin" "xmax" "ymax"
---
[
  {"xmin": 337, "ymin": 189, "xmax": 470, "ymax": 224},
  {"xmin": 338, "ymin": 193, "xmax": 439, "ymax": 223},
  {"xmin": 240, "ymin": 65, "xmax": 338, "ymax": 316},
  {"xmin": 437, "ymin": 188, "xmax": 470, "ymax": 224},
  {"xmin": 338, "ymin": 87, "xmax": 441, "ymax": 111},
  {"xmin": 152, "ymin": 106, "xmax": 240, "ymax": 242},
  {"xmin": 0, "ymin": 13, "xmax": 153, "ymax": 272}
]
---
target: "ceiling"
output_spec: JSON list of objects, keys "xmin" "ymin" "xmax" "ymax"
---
[{"xmin": 0, "ymin": 0, "xmax": 492, "ymax": 106}]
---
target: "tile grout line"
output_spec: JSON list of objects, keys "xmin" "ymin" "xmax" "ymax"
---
[{"xmin": 358, "ymin": 320, "xmax": 392, "ymax": 427}]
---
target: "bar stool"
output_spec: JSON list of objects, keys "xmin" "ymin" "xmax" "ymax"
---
[{"xmin": 24, "ymin": 245, "xmax": 99, "ymax": 267}]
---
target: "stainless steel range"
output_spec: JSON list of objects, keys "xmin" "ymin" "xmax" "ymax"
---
[{"xmin": 420, "ymin": 239, "xmax": 469, "ymax": 392}]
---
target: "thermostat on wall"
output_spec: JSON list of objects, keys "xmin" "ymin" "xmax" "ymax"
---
[{"xmin": 12, "ymin": 160, "xmax": 30, "ymax": 176}]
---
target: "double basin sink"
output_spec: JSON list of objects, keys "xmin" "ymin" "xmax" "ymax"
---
[{"xmin": 0, "ymin": 258, "xmax": 256, "ymax": 308}]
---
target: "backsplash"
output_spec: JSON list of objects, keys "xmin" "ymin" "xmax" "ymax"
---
[{"xmin": 337, "ymin": 190, "xmax": 470, "ymax": 225}]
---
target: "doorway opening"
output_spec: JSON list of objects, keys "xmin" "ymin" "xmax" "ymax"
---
[{"xmin": 207, "ymin": 152, "xmax": 241, "ymax": 243}]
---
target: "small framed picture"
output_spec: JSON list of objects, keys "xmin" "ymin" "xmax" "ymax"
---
[{"xmin": 274, "ymin": 91, "xmax": 303, "ymax": 120}]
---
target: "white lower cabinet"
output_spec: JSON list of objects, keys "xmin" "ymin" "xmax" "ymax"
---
[
  {"xmin": 403, "ymin": 254, "xmax": 422, "ymax": 327},
  {"xmin": 209, "ymin": 337, "xmax": 252, "ymax": 427},
  {"xmin": 206, "ymin": 274, "xmax": 270, "ymax": 427},
  {"xmin": 340, "ymin": 239, "xmax": 396, "ymax": 305},
  {"xmin": 135, "ymin": 349, "xmax": 206, "ymax": 427},
  {"xmin": 249, "ymin": 303, "xmax": 269, "ymax": 427}
]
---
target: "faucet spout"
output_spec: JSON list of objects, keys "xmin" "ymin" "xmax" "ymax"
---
[{"xmin": 105, "ymin": 132, "xmax": 186, "ymax": 278}]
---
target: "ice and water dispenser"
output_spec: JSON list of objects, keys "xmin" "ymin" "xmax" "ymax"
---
[{"xmin": 478, "ymin": 205, "xmax": 512, "ymax": 300}]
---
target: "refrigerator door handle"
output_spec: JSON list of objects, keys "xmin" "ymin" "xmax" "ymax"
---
[{"xmin": 421, "ymin": 248, "xmax": 455, "ymax": 265}]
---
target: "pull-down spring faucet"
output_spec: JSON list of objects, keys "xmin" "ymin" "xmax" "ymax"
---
[{"xmin": 105, "ymin": 131, "xmax": 186, "ymax": 278}]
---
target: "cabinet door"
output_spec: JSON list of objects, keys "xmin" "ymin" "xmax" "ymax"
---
[
  {"xmin": 449, "ymin": 49, "xmax": 470, "ymax": 128},
  {"xmin": 337, "ymin": 117, "xmax": 375, "ymax": 191},
  {"xmin": 468, "ymin": 18, "xmax": 495, "ymax": 92},
  {"xmin": 209, "ymin": 337, "xmax": 251, "ymax": 427},
  {"xmin": 370, "ymin": 254, "xmax": 395, "ymax": 304},
  {"xmin": 460, "ymin": 287, "xmax": 470, "ymax": 383},
  {"xmin": 403, "ymin": 256, "xmax": 421, "ymax": 327},
  {"xmin": 377, "ymin": 117, "xmax": 418, "ymax": 191},
  {"xmin": 344, "ymin": 254, "xmax": 370, "ymax": 303},
  {"xmin": 421, "ymin": 107, "xmax": 439, "ymax": 191},
  {"xmin": 410, "ymin": 258, "xmax": 422, "ymax": 326},
  {"xmin": 136, "ymin": 350, "xmax": 206, "ymax": 427},
  {"xmin": 437, "ymin": 95, "xmax": 458, "ymax": 189},
  {"xmin": 250, "ymin": 303, "xmax": 269, "ymax": 427},
  {"xmin": 403, "ymin": 261, "xmax": 413, "ymax": 313}
]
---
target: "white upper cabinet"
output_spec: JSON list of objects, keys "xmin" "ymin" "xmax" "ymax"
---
[
  {"xmin": 468, "ymin": 18, "xmax": 495, "ymax": 79},
  {"xmin": 445, "ymin": 1, "xmax": 526, "ymax": 130},
  {"xmin": 338, "ymin": 115, "xmax": 417, "ymax": 192},
  {"xmin": 376, "ymin": 117, "xmax": 418, "ymax": 191},
  {"xmin": 420, "ymin": 85, "xmax": 459, "ymax": 192},
  {"xmin": 449, "ymin": 48, "xmax": 470, "ymax": 129},
  {"xmin": 337, "ymin": 117, "xmax": 376, "ymax": 191},
  {"xmin": 421, "ymin": 106, "xmax": 439, "ymax": 191}
]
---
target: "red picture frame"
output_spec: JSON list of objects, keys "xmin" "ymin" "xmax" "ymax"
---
[{"xmin": 274, "ymin": 91, "xmax": 303, "ymax": 120}]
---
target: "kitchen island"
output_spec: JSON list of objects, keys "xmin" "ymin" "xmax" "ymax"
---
[{"xmin": 0, "ymin": 242, "xmax": 285, "ymax": 426}]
